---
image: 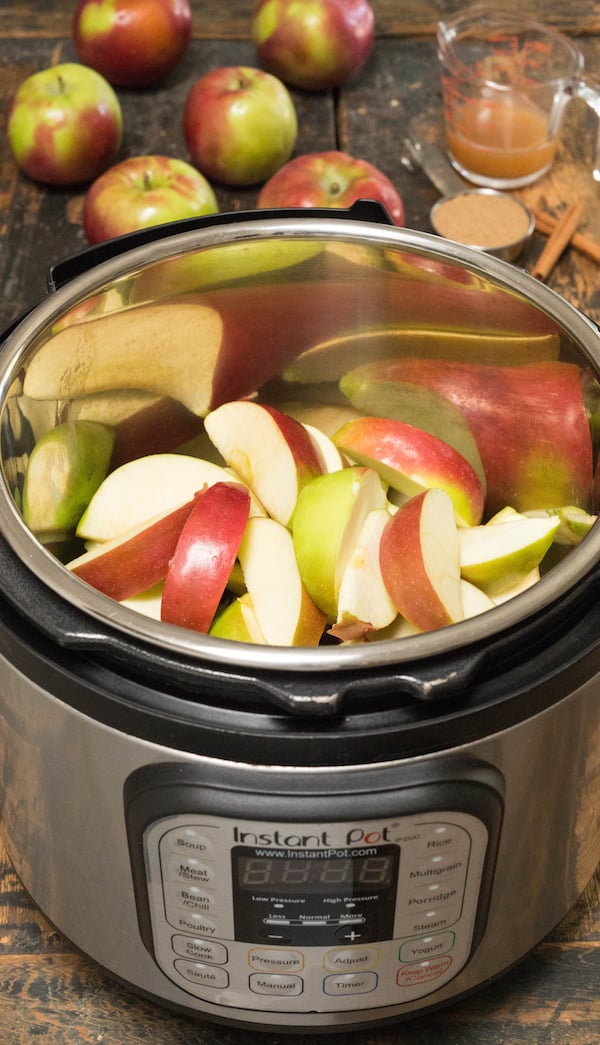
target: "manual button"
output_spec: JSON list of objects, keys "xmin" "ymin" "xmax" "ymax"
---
[{"xmin": 249, "ymin": 973, "xmax": 303, "ymax": 996}]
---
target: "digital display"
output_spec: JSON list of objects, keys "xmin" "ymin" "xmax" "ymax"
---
[{"xmin": 235, "ymin": 851, "xmax": 396, "ymax": 894}]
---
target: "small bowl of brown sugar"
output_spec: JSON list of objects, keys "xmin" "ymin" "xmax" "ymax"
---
[{"xmin": 430, "ymin": 188, "xmax": 535, "ymax": 262}]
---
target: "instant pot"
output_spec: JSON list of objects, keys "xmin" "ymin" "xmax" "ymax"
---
[{"xmin": 0, "ymin": 207, "xmax": 599, "ymax": 1033}]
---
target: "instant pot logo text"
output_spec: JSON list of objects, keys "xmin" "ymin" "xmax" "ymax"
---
[{"xmin": 232, "ymin": 826, "xmax": 392, "ymax": 848}]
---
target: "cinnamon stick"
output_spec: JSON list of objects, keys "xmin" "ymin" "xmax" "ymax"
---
[
  {"xmin": 533, "ymin": 207, "xmax": 600, "ymax": 265},
  {"xmin": 530, "ymin": 202, "xmax": 585, "ymax": 281}
]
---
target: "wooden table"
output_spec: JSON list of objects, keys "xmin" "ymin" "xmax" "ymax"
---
[{"xmin": 1, "ymin": 2, "xmax": 599, "ymax": 1042}]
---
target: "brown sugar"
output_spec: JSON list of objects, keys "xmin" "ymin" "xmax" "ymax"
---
[{"xmin": 432, "ymin": 191, "xmax": 532, "ymax": 249}]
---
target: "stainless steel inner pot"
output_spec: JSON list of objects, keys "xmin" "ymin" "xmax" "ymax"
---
[{"xmin": 1, "ymin": 209, "xmax": 599, "ymax": 678}]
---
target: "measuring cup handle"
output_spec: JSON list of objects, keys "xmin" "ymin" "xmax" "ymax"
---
[{"xmin": 571, "ymin": 77, "xmax": 600, "ymax": 182}]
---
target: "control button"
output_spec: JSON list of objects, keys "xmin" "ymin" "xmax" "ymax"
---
[
  {"xmin": 168, "ymin": 855, "xmax": 216, "ymax": 885},
  {"xmin": 405, "ymin": 879, "xmax": 462, "ymax": 910},
  {"xmin": 174, "ymin": 958, "xmax": 229, "ymax": 990},
  {"xmin": 414, "ymin": 824, "xmax": 469, "ymax": 856},
  {"xmin": 172, "ymin": 935, "xmax": 228, "ymax": 965},
  {"xmin": 163, "ymin": 826, "xmax": 215, "ymax": 859},
  {"xmin": 167, "ymin": 911, "xmax": 219, "ymax": 936},
  {"xmin": 334, "ymin": 926, "xmax": 367, "ymax": 943},
  {"xmin": 324, "ymin": 947, "xmax": 379, "ymax": 973},
  {"xmin": 249, "ymin": 973, "xmax": 303, "ymax": 997},
  {"xmin": 396, "ymin": 955, "xmax": 453, "ymax": 988},
  {"xmin": 323, "ymin": 972, "xmax": 378, "ymax": 996},
  {"xmin": 408, "ymin": 851, "xmax": 468, "ymax": 880},
  {"xmin": 166, "ymin": 884, "xmax": 216, "ymax": 915},
  {"xmin": 400, "ymin": 908, "xmax": 461, "ymax": 936},
  {"xmin": 249, "ymin": 948, "xmax": 304, "ymax": 974},
  {"xmin": 399, "ymin": 932, "xmax": 455, "ymax": 963}
]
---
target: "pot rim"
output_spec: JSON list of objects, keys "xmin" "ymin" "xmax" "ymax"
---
[{"xmin": 1, "ymin": 213, "xmax": 599, "ymax": 674}]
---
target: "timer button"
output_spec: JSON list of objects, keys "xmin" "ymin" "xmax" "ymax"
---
[{"xmin": 323, "ymin": 971, "xmax": 378, "ymax": 996}]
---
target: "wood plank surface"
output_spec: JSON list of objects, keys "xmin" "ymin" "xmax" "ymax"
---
[{"xmin": 0, "ymin": 2, "xmax": 599, "ymax": 1042}]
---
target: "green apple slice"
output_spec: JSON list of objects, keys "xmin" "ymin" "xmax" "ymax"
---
[
  {"xmin": 489, "ymin": 568, "xmax": 541, "ymax": 605},
  {"xmin": 460, "ymin": 579, "xmax": 496, "ymax": 618},
  {"xmin": 23, "ymin": 420, "xmax": 115, "ymax": 536},
  {"xmin": 292, "ymin": 465, "xmax": 388, "ymax": 620},
  {"xmin": 210, "ymin": 593, "xmax": 268, "ymax": 644},
  {"xmin": 459, "ymin": 516, "xmax": 561, "ymax": 594},
  {"xmin": 77, "ymin": 453, "xmax": 262, "ymax": 542}
]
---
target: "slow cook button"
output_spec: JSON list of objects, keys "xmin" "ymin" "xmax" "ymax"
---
[
  {"xmin": 323, "ymin": 972, "xmax": 378, "ymax": 996},
  {"xmin": 323, "ymin": 947, "xmax": 379, "ymax": 972},
  {"xmin": 249, "ymin": 973, "xmax": 304, "ymax": 997},
  {"xmin": 174, "ymin": 958, "xmax": 229, "ymax": 990},
  {"xmin": 249, "ymin": 948, "xmax": 304, "ymax": 973},
  {"xmin": 172, "ymin": 935, "xmax": 228, "ymax": 965},
  {"xmin": 162, "ymin": 826, "xmax": 215, "ymax": 859}
]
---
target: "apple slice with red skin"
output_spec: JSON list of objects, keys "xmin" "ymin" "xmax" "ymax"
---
[
  {"xmin": 341, "ymin": 358, "xmax": 593, "ymax": 514},
  {"xmin": 379, "ymin": 488, "xmax": 464, "ymax": 632},
  {"xmin": 161, "ymin": 482, "xmax": 251, "ymax": 633},
  {"xmin": 68, "ymin": 493, "xmax": 201, "ymax": 601},
  {"xmin": 204, "ymin": 401, "xmax": 323, "ymax": 527},
  {"xmin": 333, "ymin": 416, "xmax": 484, "ymax": 527}
]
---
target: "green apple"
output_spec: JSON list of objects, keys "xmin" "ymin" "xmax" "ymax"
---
[
  {"xmin": 458, "ymin": 515, "xmax": 561, "ymax": 594},
  {"xmin": 488, "ymin": 569, "xmax": 541, "ymax": 606},
  {"xmin": 210, "ymin": 593, "xmax": 267, "ymax": 643},
  {"xmin": 7, "ymin": 62, "xmax": 122, "ymax": 185},
  {"xmin": 339, "ymin": 377, "xmax": 486, "ymax": 488},
  {"xmin": 23, "ymin": 420, "xmax": 115, "ymax": 536},
  {"xmin": 77, "ymin": 452, "xmax": 260, "ymax": 542},
  {"xmin": 332, "ymin": 415, "xmax": 484, "ymax": 527},
  {"xmin": 292, "ymin": 465, "xmax": 388, "ymax": 620},
  {"xmin": 523, "ymin": 506, "xmax": 597, "ymax": 545},
  {"xmin": 204, "ymin": 401, "xmax": 323, "ymax": 527},
  {"xmin": 379, "ymin": 488, "xmax": 464, "ymax": 632},
  {"xmin": 237, "ymin": 516, "xmax": 326, "ymax": 646}
]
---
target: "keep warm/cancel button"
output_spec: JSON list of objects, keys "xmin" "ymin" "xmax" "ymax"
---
[{"xmin": 396, "ymin": 955, "xmax": 453, "ymax": 987}]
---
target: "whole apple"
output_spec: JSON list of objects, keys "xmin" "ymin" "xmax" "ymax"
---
[
  {"xmin": 83, "ymin": 155, "xmax": 219, "ymax": 244},
  {"xmin": 7, "ymin": 62, "xmax": 122, "ymax": 186},
  {"xmin": 183, "ymin": 66, "xmax": 297, "ymax": 187},
  {"xmin": 257, "ymin": 150, "xmax": 405, "ymax": 225},
  {"xmin": 251, "ymin": 0, "xmax": 375, "ymax": 91},
  {"xmin": 72, "ymin": 0, "xmax": 192, "ymax": 88}
]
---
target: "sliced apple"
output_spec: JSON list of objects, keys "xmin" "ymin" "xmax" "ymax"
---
[
  {"xmin": 523, "ymin": 506, "xmax": 597, "ymax": 545},
  {"xmin": 209, "ymin": 592, "xmax": 268, "ymax": 644},
  {"xmin": 489, "ymin": 568, "xmax": 541, "ymax": 605},
  {"xmin": 161, "ymin": 483, "xmax": 251, "ymax": 634},
  {"xmin": 67, "ymin": 495, "xmax": 200, "ymax": 601},
  {"xmin": 302, "ymin": 423, "xmax": 346, "ymax": 473},
  {"xmin": 120, "ymin": 582, "xmax": 165, "ymax": 620},
  {"xmin": 292, "ymin": 465, "xmax": 388, "ymax": 620},
  {"xmin": 460, "ymin": 580, "xmax": 496, "ymax": 619},
  {"xmin": 338, "ymin": 378, "xmax": 486, "ymax": 489},
  {"xmin": 332, "ymin": 508, "xmax": 397, "ymax": 634},
  {"xmin": 379, "ymin": 488, "xmax": 464, "ymax": 632},
  {"xmin": 23, "ymin": 420, "xmax": 115, "ymax": 536},
  {"xmin": 237, "ymin": 516, "xmax": 326, "ymax": 646},
  {"xmin": 204, "ymin": 401, "xmax": 323, "ymax": 527},
  {"xmin": 333, "ymin": 416, "xmax": 484, "ymax": 527},
  {"xmin": 76, "ymin": 453, "xmax": 261, "ymax": 543},
  {"xmin": 458, "ymin": 515, "xmax": 560, "ymax": 595},
  {"xmin": 272, "ymin": 399, "xmax": 364, "ymax": 437}
]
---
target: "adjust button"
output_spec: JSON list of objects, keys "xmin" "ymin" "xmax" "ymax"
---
[{"xmin": 324, "ymin": 947, "xmax": 379, "ymax": 973}]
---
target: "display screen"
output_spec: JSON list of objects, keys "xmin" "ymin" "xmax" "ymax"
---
[{"xmin": 235, "ymin": 850, "xmax": 396, "ymax": 894}]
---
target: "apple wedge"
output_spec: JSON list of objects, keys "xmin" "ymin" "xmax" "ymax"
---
[
  {"xmin": 340, "ymin": 358, "xmax": 592, "ymax": 513},
  {"xmin": 209, "ymin": 592, "xmax": 268, "ymax": 644},
  {"xmin": 302, "ymin": 423, "xmax": 346, "ymax": 473},
  {"xmin": 120, "ymin": 582, "xmax": 164, "ymax": 620},
  {"xmin": 379, "ymin": 488, "xmax": 464, "ymax": 632},
  {"xmin": 204, "ymin": 401, "xmax": 323, "ymax": 527},
  {"xmin": 458, "ymin": 516, "xmax": 560, "ymax": 595},
  {"xmin": 237, "ymin": 516, "xmax": 326, "ymax": 646},
  {"xmin": 23, "ymin": 420, "xmax": 115, "ymax": 536},
  {"xmin": 272, "ymin": 399, "xmax": 364, "ymax": 437},
  {"xmin": 161, "ymin": 483, "xmax": 251, "ymax": 634},
  {"xmin": 67, "ymin": 494, "xmax": 200, "ymax": 601},
  {"xmin": 489, "ymin": 568, "xmax": 541, "ymax": 606},
  {"xmin": 333, "ymin": 416, "xmax": 484, "ymax": 527},
  {"xmin": 330, "ymin": 508, "xmax": 397, "ymax": 637},
  {"xmin": 460, "ymin": 580, "xmax": 496, "ymax": 619},
  {"xmin": 292, "ymin": 465, "xmax": 388, "ymax": 620},
  {"xmin": 76, "ymin": 453, "xmax": 262, "ymax": 543}
]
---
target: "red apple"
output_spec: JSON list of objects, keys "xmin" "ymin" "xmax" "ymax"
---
[
  {"xmin": 379, "ymin": 488, "xmax": 464, "ymax": 632},
  {"xmin": 67, "ymin": 493, "xmax": 201, "ymax": 600},
  {"xmin": 108, "ymin": 396, "xmax": 205, "ymax": 469},
  {"xmin": 72, "ymin": 0, "xmax": 192, "ymax": 88},
  {"xmin": 333, "ymin": 415, "xmax": 485, "ymax": 526},
  {"xmin": 184, "ymin": 66, "xmax": 297, "ymax": 186},
  {"xmin": 251, "ymin": 0, "xmax": 375, "ymax": 92},
  {"xmin": 161, "ymin": 482, "xmax": 251, "ymax": 633},
  {"xmin": 83, "ymin": 155, "xmax": 218, "ymax": 245},
  {"xmin": 204, "ymin": 401, "xmax": 324, "ymax": 526},
  {"xmin": 7, "ymin": 62, "xmax": 122, "ymax": 186},
  {"xmin": 258, "ymin": 151, "xmax": 405, "ymax": 226},
  {"xmin": 342, "ymin": 359, "xmax": 593, "ymax": 514}
]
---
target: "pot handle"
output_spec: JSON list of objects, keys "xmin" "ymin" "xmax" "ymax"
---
[{"xmin": 47, "ymin": 200, "xmax": 395, "ymax": 292}]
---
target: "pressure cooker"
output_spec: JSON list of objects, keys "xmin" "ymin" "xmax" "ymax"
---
[{"xmin": 0, "ymin": 206, "xmax": 598, "ymax": 1033}]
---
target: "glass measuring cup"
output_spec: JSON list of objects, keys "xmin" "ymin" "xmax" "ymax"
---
[{"xmin": 437, "ymin": 6, "xmax": 600, "ymax": 189}]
